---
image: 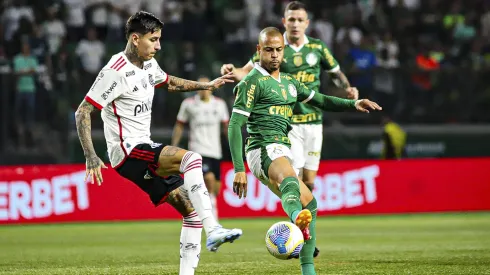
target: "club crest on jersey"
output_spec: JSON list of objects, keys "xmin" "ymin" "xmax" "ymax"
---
[
  {"xmin": 306, "ymin": 53, "xmax": 318, "ymax": 66},
  {"xmin": 141, "ymin": 78, "xmax": 148, "ymax": 89},
  {"xmin": 148, "ymin": 74, "xmax": 155, "ymax": 86},
  {"xmin": 293, "ymin": 55, "xmax": 303, "ymax": 67},
  {"xmin": 281, "ymin": 88, "xmax": 287, "ymax": 100},
  {"xmin": 288, "ymin": 84, "xmax": 297, "ymax": 97}
]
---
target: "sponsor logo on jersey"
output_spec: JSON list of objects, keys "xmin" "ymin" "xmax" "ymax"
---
[
  {"xmin": 101, "ymin": 81, "xmax": 117, "ymax": 100},
  {"xmin": 268, "ymin": 105, "xmax": 293, "ymax": 119},
  {"xmin": 294, "ymin": 71, "xmax": 315, "ymax": 83},
  {"xmin": 292, "ymin": 113, "xmax": 320, "ymax": 123},
  {"xmin": 288, "ymin": 84, "xmax": 297, "ymax": 97},
  {"xmin": 324, "ymin": 48, "xmax": 336, "ymax": 67},
  {"xmin": 148, "ymin": 74, "xmax": 155, "ymax": 86},
  {"xmin": 133, "ymin": 98, "xmax": 153, "ymax": 116},
  {"xmin": 246, "ymin": 84, "xmax": 256, "ymax": 108},
  {"xmin": 90, "ymin": 72, "xmax": 104, "ymax": 91},
  {"xmin": 306, "ymin": 52, "xmax": 318, "ymax": 66},
  {"xmin": 126, "ymin": 70, "xmax": 135, "ymax": 77},
  {"xmin": 143, "ymin": 63, "xmax": 152, "ymax": 70},
  {"xmin": 305, "ymin": 43, "xmax": 322, "ymax": 50},
  {"xmin": 132, "ymin": 86, "xmax": 138, "ymax": 92}
]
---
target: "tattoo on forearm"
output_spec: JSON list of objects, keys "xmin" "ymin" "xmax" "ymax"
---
[
  {"xmin": 161, "ymin": 146, "xmax": 181, "ymax": 156},
  {"xmin": 331, "ymin": 71, "xmax": 351, "ymax": 89},
  {"xmin": 75, "ymin": 100, "xmax": 98, "ymax": 163},
  {"xmin": 167, "ymin": 75, "xmax": 209, "ymax": 92}
]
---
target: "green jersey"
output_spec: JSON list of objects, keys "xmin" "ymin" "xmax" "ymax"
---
[
  {"xmin": 250, "ymin": 34, "xmax": 339, "ymax": 124},
  {"xmin": 229, "ymin": 63, "xmax": 356, "ymax": 172},
  {"xmin": 233, "ymin": 63, "xmax": 321, "ymax": 152}
]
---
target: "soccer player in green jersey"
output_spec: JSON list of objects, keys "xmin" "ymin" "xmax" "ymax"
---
[
  {"xmin": 228, "ymin": 27, "xmax": 381, "ymax": 275},
  {"xmin": 221, "ymin": 1, "xmax": 357, "ymax": 194}
]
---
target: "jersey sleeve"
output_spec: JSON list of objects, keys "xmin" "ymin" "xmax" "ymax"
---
[
  {"xmin": 232, "ymin": 78, "xmax": 260, "ymax": 117},
  {"xmin": 294, "ymin": 78, "xmax": 316, "ymax": 104},
  {"xmin": 154, "ymin": 62, "xmax": 169, "ymax": 87},
  {"xmin": 176, "ymin": 100, "xmax": 189, "ymax": 123},
  {"xmin": 320, "ymin": 41, "xmax": 340, "ymax": 72},
  {"xmin": 85, "ymin": 68, "xmax": 126, "ymax": 110}
]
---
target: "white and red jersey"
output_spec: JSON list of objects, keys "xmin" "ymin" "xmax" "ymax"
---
[
  {"xmin": 84, "ymin": 52, "xmax": 169, "ymax": 168},
  {"xmin": 176, "ymin": 95, "xmax": 229, "ymax": 159}
]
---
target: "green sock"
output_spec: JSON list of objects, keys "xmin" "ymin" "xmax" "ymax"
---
[
  {"xmin": 279, "ymin": 176, "xmax": 302, "ymax": 221},
  {"xmin": 300, "ymin": 198, "xmax": 317, "ymax": 275}
]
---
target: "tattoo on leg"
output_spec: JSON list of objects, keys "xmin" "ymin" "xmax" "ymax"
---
[
  {"xmin": 161, "ymin": 146, "xmax": 181, "ymax": 157},
  {"xmin": 166, "ymin": 187, "xmax": 194, "ymax": 216}
]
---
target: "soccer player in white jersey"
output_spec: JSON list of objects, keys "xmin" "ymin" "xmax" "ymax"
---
[
  {"xmin": 171, "ymin": 76, "xmax": 230, "ymax": 220},
  {"xmin": 74, "ymin": 11, "xmax": 241, "ymax": 275}
]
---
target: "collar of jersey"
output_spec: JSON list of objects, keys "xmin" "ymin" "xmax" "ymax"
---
[
  {"xmin": 194, "ymin": 94, "xmax": 214, "ymax": 103},
  {"xmin": 254, "ymin": 63, "xmax": 281, "ymax": 83},
  {"xmin": 283, "ymin": 33, "xmax": 309, "ymax": 52}
]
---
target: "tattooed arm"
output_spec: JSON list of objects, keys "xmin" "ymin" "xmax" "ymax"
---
[
  {"xmin": 165, "ymin": 74, "xmax": 234, "ymax": 92},
  {"xmin": 75, "ymin": 100, "xmax": 106, "ymax": 185},
  {"xmin": 166, "ymin": 75, "xmax": 211, "ymax": 92}
]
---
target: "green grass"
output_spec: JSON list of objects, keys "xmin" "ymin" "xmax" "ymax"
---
[{"xmin": 0, "ymin": 213, "xmax": 489, "ymax": 274}]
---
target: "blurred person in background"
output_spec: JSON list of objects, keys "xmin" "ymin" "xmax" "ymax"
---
[
  {"xmin": 1, "ymin": 0, "xmax": 34, "ymax": 43},
  {"xmin": 381, "ymin": 116, "xmax": 406, "ymax": 160},
  {"xmin": 75, "ymin": 27, "xmax": 105, "ymax": 96},
  {"xmin": 63, "ymin": 0, "xmax": 87, "ymax": 42},
  {"xmin": 13, "ymin": 40, "xmax": 38, "ymax": 149},
  {"xmin": 172, "ymin": 76, "xmax": 230, "ymax": 220},
  {"xmin": 42, "ymin": 6, "xmax": 66, "ymax": 56}
]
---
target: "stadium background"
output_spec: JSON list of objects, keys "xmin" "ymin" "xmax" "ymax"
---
[{"xmin": 0, "ymin": 0, "xmax": 489, "ymax": 274}]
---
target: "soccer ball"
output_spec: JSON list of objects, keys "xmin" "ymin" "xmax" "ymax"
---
[{"xmin": 265, "ymin": 221, "xmax": 304, "ymax": 260}]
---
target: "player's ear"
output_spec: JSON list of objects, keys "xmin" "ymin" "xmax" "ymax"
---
[
  {"xmin": 131, "ymin": 33, "xmax": 139, "ymax": 46},
  {"xmin": 282, "ymin": 17, "xmax": 286, "ymax": 28},
  {"xmin": 256, "ymin": 44, "xmax": 260, "ymax": 55}
]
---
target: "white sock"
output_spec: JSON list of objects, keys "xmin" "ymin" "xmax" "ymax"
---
[
  {"xmin": 180, "ymin": 152, "xmax": 220, "ymax": 235},
  {"xmin": 210, "ymin": 194, "xmax": 218, "ymax": 221},
  {"xmin": 180, "ymin": 211, "xmax": 202, "ymax": 275}
]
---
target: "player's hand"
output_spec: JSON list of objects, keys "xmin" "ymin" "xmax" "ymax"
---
[
  {"xmin": 346, "ymin": 87, "xmax": 359, "ymax": 100},
  {"xmin": 354, "ymin": 99, "xmax": 382, "ymax": 113},
  {"xmin": 220, "ymin": 64, "xmax": 236, "ymax": 75},
  {"xmin": 207, "ymin": 72, "xmax": 235, "ymax": 90},
  {"xmin": 233, "ymin": 172, "xmax": 248, "ymax": 199},
  {"xmin": 84, "ymin": 155, "xmax": 107, "ymax": 186}
]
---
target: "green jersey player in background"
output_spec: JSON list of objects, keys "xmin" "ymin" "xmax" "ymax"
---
[
  {"xmin": 228, "ymin": 27, "xmax": 381, "ymax": 275},
  {"xmin": 221, "ymin": 1, "xmax": 357, "ymax": 194}
]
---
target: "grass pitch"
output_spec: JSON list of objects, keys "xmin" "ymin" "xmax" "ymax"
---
[{"xmin": 0, "ymin": 213, "xmax": 489, "ymax": 275}]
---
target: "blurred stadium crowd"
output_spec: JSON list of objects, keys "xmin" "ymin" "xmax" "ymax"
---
[{"xmin": 1, "ymin": 0, "xmax": 490, "ymax": 158}]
